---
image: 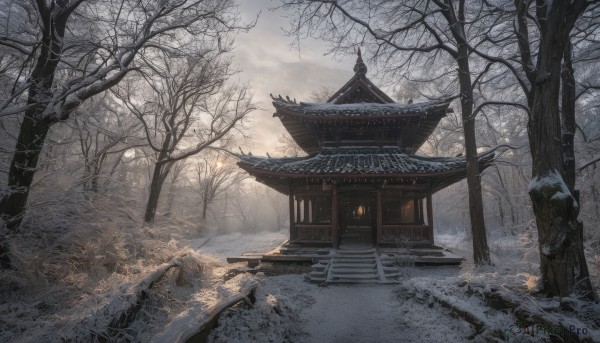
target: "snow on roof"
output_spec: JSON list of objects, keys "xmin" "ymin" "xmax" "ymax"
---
[
  {"xmin": 238, "ymin": 146, "xmax": 468, "ymax": 175},
  {"xmin": 272, "ymin": 99, "xmax": 451, "ymax": 117}
]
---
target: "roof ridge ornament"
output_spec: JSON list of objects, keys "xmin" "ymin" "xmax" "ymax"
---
[
  {"xmin": 270, "ymin": 93, "xmax": 297, "ymax": 104},
  {"xmin": 353, "ymin": 47, "xmax": 368, "ymax": 76}
]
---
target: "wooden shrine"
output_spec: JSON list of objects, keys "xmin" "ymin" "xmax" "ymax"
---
[{"xmin": 238, "ymin": 50, "xmax": 493, "ymax": 247}]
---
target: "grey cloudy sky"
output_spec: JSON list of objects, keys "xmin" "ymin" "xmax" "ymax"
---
[{"xmin": 234, "ymin": 0, "xmax": 356, "ymax": 155}]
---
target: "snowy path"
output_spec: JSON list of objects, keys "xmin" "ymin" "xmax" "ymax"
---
[
  {"xmin": 300, "ymin": 281, "xmax": 473, "ymax": 343},
  {"xmin": 303, "ymin": 285, "xmax": 404, "ymax": 343},
  {"xmin": 195, "ymin": 233, "xmax": 475, "ymax": 343}
]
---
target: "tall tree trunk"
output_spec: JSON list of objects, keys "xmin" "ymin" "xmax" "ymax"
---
[
  {"xmin": 439, "ymin": 0, "xmax": 490, "ymax": 265},
  {"xmin": 561, "ymin": 41, "xmax": 576, "ymax": 192},
  {"xmin": 592, "ymin": 179, "xmax": 600, "ymax": 224},
  {"xmin": 0, "ymin": 114, "xmax": 53, "ymax": 269},
  {"xmin": 527, "ymin": 1, "xmax": 596, "ymax": 300},
  {"xmin": 496, "ymin": 194, "xmax": 505, "ymax": 228},
  {"xmin": 0, "ymin": 241, "xmax": 9, "ymax": 268},
  {"xmin": 144, "ymin": 163, "xmax": 170, "ymax": 223},
  {"xmin": 0, "ymin": 3, "xmax": 68, "ymax": 235},
  {"xmin": 456, "ymin": 37, "xmax": 491, "ymax": 265},
  {"xmin": 90, "ymin": 157, "xmax": 103, "ymax": 193},
  {"xmin": 0, "ymin": 116, "xmax": 53, "ymax": 231},
  {"xmin": 202, "ymin": 200, "xmax": 208, "ymax": 221}
]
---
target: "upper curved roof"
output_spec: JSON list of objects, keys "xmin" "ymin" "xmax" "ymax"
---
[
  {"xmin": 273, "ymin": 99, "xmax": 451, "ymax": 118},
  {"xmin": 273, "ymin": 97, "xmax": 450, "ymax": 154},
  {"xmin": 271, "ymin": 50, "xmax": 452, "ymax": 154}
]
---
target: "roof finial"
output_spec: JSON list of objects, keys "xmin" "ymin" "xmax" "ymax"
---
[{"xmin": 353, "ymin": 47, "xmax": 368, "ymax": 75}]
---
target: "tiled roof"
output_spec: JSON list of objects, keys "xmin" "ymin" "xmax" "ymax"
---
[
  {"xmin": 238, "ymin": 146, "xmax": 471, "ymax": 176},
  {"xmin": 272, "ymin": 100, "xmax": 451, "ymax": 118}
]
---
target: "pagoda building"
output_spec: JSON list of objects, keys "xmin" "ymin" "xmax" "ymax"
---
[{"xmin": 238, "ymin": 50, "xmax": 493, "ymax": 247}]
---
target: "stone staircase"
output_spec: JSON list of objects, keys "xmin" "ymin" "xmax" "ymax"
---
[{"xmin": 309, "ymin": 248, "xmax": 402, "ymax": 284}]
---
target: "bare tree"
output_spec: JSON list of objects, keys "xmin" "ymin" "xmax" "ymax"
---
[
  {"xmin": 511, "ymin": 0, "xmax": 597, "ymax": 300},
  {"xmin": 456, "ymin": 0, "xmax": 599, "ymax": 299},
  {"xmin": 195, "ymin": 153, "xmax": 247, "ymax": 221},
  {"xmin": 115, "ymin": 53, "xmax": 255, "ymax": 222},
  {"xmin": 281, "ymin": 0, "xmax": 492, "ymax": 264},
  {"xmin": 164, "ymin": 160, "xmax": 189, "ymax": 217},
  {"xmin": 0, "ymin": 0, "xmax": 252, "ymax": 238},
  {"xmin": 71, "ymin": 94, "xmax": 142, "ymax": 194}
]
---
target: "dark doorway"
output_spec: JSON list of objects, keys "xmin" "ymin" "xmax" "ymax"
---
[{"xmin": 338, "ymin": 193, "xmax": 376, "ymax": 248}]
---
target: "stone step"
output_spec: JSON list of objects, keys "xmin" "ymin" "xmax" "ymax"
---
[
  {"xmin": 308, "ymin": 247, "xmax": 408, "ymax": 284},
  {"xmin": 332, "ymin": 258, "xmax": 376, "ymax": 263},
  {"xmin": 335, "ymin": 253, "xmax": 376, "ymax": 258},
  {"xmin": 326, "ymin": 279, "xmax": 380, "ymax": 284},
  {"xmin": 331, "ymin": 263, "xmax": 376, "ymax": 268},
  {"xmin": 335, "ymin": 254, "xmax": 376, "ymax": 258},
  {"xmin": 336, "ymin": 249, "xmax": 376, "ymax": 254},
  {"xmin": 330, "ymin": 273, "xmax": 379, "ymax": 280},
  {"xmin": 331, "ymin": 268, "xmax": 378, "ymax": 274}
]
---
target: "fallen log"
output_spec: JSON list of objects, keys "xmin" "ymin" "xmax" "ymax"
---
[
  {"xmin": 150, "ymin": 281, "xmax": 258, "ymax": 343},
  {"xmin": 92, "ymin": 255, "xmax": 185, "ymax": 342},
  {"xmin": 480, "ymin": 287, "xmax": 600, "ymax": 343}
]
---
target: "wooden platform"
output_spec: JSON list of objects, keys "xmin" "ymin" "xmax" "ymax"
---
[{"xmin": 226, "ymin": 241, "xmax": 464, "ymax": 270}]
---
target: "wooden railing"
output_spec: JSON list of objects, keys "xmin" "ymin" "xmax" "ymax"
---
[
  {"xmin": 291, "ymin": 224, "xmax": 333, "ymax": 243},
  {"xmin": 378, "ymin": 224, "xmax": 432, "ymax": 243}
]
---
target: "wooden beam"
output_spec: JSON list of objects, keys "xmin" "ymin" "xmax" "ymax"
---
[
  {"xmin": 289, "ymin": 184, "xmax": 295, "ymax": 241},
  {"xmin": 414, "ymin": 198, "xmax": 420, "ymax": 223},
  {"xmin": 426, "ymin": 187, "xmax": 434, "ymax": 243},
  {"xmin": 376, "ymin": 188, "xmax": 382, "ymax": 244},
  {"xmin": 336, "ymin": 184, "xmax": 378, "ymax": 192},
  {"xmin": 419, "ymin": 197, "xmax": 425, "ymax": 224},
  {"xmin": 296, "ymin": 196, "xmax": 301, "ymax": 224},
  {"xmin": 310, "ymin": 198, "xmax": 315, "ymax": 223},
  {"xmin": 331, "ymin": 185, "xmax": 338, "ymax": 248},
  {"xmin": 379, "ymin": 184, "xmax": 428, "ymax": 191},
  {"xmin": 304, "ymin": 196, "xmax": 309, "ymax": 223}
]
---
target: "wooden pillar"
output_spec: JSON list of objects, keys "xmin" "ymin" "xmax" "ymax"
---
[
  {"xmin": 413, "ymin": 198, "xmax": 419, "ymax": 223},
  {"xmin": 331, "ymin": 186, "xmax": 338, "ymax": 248},
  {"xmin": 303, "ymin": 196, "xmax": 309, "ymax": 223},
  {"xmin": 426, "ymin": 188, "xmax": 434, "ymax": 243},
  {"xmin": 376, "ymin": 188, "xmax": 382, "ymax": 244},
  {"xmin": 288, "ymin": 184, "xmax": 295, "ymax": 242},
  {"xmin": 296, "ymin": 196, "xmax": 301, "ymax": 224},
  {"xmin": 418, "ymin": 197, "xmax": 425, "ymax": 224}
]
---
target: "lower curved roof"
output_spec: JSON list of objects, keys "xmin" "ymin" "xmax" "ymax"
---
[{"xmin": 237, "ymin": 146, "xmax": 494, "ymax": 194}]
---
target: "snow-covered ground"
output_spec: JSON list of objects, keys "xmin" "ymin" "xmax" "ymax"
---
[
  {"xmin": 209, "ymin": 274, "xmax": 478, "ymax": 343},
  {"xmin": 200, "ymin": 230, "xmax": 600, "ymax": 343},
  {"xmin": 192, "ymin": 230, "xmax": 288, "ymax": 262},
  {"xmin": 2, "ymin": 227, "xmax": 598, "ymax": 342}
]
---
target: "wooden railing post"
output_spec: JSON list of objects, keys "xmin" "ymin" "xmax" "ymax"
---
[
  {"xmin": 426, "ymin": 186, "xmax": 434, "ymax": 243},
  {"xmin": 296, "ymin": 196, "xmax": 301, "ymax": 224},
  {"xmin": 288, "ymin": 184, "xmax": 295, "ymax": 242},
  {"xmin": 331, "ymin": 185, "xmax": 338, "ymax": 248},
  {"xmin": 376, "ymin": 188, "xmax": 382, "ymax": 245},
  {"xmin": 303, "ymin": 197, "xmax": 309, "ymax": 223}
]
